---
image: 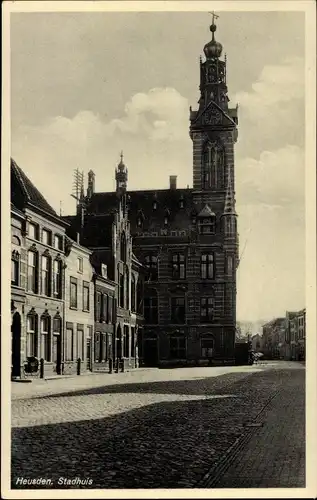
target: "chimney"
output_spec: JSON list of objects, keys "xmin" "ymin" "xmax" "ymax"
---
[{"xmin": 169, "ymin": 175, "xmax": 177, "ymax": 190}]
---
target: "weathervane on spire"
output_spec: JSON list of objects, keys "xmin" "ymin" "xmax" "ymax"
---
[
  {"xmin": 208, "ymin": 11, "xmax": 219, "ymax": 40},
  {"xmin": 208, "ymin": 10, "xmax": 219, "ymax": 25}
]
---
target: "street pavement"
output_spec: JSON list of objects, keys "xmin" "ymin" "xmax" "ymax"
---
[{"xmin": 11, "ymin": 361, "xmax": 305, "ymax": 489}]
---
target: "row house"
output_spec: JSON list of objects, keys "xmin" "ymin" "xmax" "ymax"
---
[
  {"xmin": 262, "ymin": 318, "xmax": 286, "ymax": 359},
  {"xmin": 11, "ymin": 158, "xmax": 69, "ymax": 378},
  {"xmin": 262, "ymin": 309, "xmax": 306, "ymax": 361},
  {"xmin": 285, "ymin": 309, "xmax": 306, "ymax": 361},
  {"xmin": 92, "ymin": 262, "xmax": 116, "ymax": 372},
  {"xmin": 63, "ymin": 236, "xmax": 94, "ymax": 375}
]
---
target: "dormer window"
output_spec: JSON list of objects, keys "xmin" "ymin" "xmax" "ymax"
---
[
  {"xmin": 164, "ymin": 216, "xmax": 168, "ymax": 226},
  {"xmin": 153, "ymin": 201, "xmax": 157, "ymax": 210},
  {"xmin": 199, "ymin": 217, "xmax": 216, "ymax": 234},
  {"xmin": 179, "ymin": 198, "xmax": 184, "ymax": 209},
  {"xmin": 137, "ymin": 217, "xmax": 142, "ymax": 227}
]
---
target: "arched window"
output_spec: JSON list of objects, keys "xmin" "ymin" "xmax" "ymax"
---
[
  {"xmin": 26, "ymin": 312, "xmax": 38, "ymax": 357},
  {"xmin": 137, "ymin": 279, "xmax": 144, "ymax": 315},
  {"xmin": 125, "ymin": 268, "xmax": 130, "ymax": 310},
  {"xmin": 131, "ymin": 275, "xmax": 136, "ymax": 312},
  {"xmin": 40, "ymin": 313, "xmax": 51, "ymax": 361},
  {"xmin": 202, "ymin": 142, "xmax": 225, "ymax": 189},
  {"xmin": 41, "ymin": 254, "xmax": 52, "ymax": 297},
  {"xmin": 120, "ymin": 232, "xmax": 126, "ymax": 262},
  {"xmin": 11, "ymin": 235, "xmax": 21, "ymax": 246},
  {"xmin": 11, "ymin": 250, "xmax": 20, "ymax": 286},
  {"xmin": 27, "ymin": 250, "xmax": 38, "ymax": 293}
]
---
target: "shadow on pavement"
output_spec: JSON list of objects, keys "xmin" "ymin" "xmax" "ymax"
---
[
  {"xmin": 11, "ymin": 369, "xmax": 304, "ymax": 490},
  {"xmin": 29, "ymin": 371, "xmax": 259, "ymax": 400},
  {"xmin": 10, "ymin": 392, "xmax": 260, "ymax": 489}
]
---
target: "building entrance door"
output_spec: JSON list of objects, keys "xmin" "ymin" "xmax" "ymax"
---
[
  {"xmin": 86, "ymin": 337, "xmax": 92, "ymax": 371},
  {"xmin": 52, "ymin": 334, "xmax": 62, "ymax": 375},
  {"xmin": 143, "ymin": 337, "xmax": 158, "ymax": 367},
  {"xmin": 11, "ymin": 311, "xmax": 21, "ymax": 378}
]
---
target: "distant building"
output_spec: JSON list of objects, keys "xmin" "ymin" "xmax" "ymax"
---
[
  {"xmin": 262, "ymin": 318, "xmax": 286, "ymax": 359},
  {"xmin": 285, "ymin": 309, "xmax": 306, "ymax": 361},
  {"xmin": 251, "ymin": 333, "xmax": 263, "ymax": 352}
]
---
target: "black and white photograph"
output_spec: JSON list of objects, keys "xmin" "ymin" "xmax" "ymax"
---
[{"xmin": 2, "ymin": 0, "xmax": 316, "ymax": 497}]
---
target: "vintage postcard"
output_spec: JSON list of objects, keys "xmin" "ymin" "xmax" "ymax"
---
[{"xmin": 2, "ymin": 0, "xmax": 316, "ymax": 498}]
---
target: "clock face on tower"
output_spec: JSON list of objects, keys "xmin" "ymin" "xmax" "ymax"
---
[{"xmin": 203, "ymin": 106, "xmax": 222, "ymax": 125}]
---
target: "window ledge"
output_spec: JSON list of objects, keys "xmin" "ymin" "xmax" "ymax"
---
[{"xmin": 69, "ymin": 306, "xmax": 78, "ymax": 311}]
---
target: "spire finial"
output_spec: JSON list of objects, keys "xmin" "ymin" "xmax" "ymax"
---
[
  {"xmin": 120, "ymin": 150, "xmax": 124, "ymax": 163},
  {"xmin": 208, "ymin": 11, "xmax": 219, "ymax": 41}
]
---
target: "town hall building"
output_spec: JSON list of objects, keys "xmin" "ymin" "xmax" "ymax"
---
[{"xmin": 65, "ymin": 18, "xmax": 239, "ymax": 366}]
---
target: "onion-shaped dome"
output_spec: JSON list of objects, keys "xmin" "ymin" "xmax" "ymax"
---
[{"xmin": 204, "ymin": 23, "xmax": 223, "ymax": 59}]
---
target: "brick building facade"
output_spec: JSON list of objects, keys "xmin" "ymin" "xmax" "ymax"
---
[
  {"xmin": 63, "ymin": 237, "xmax": 95, "ymax": 375},
  {"xmin": 11, "ymin": 159, "xmax": 69, "ymax": 378},
  {"xmin": 64, "ymin": 19, "xmax": 239, "ymax": 366}
]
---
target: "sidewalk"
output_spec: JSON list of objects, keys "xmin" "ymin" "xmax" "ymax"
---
[
  {"xmin": 201, "ymin": 367, "xmax": 305, "ymax": 488},
  {"xmin": 11, "ymin": 367, "xmax": 160, "ymax": 400}
]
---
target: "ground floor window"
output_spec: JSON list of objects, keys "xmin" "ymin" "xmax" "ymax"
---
[
  {"xmin": 201, "ymin": 336, "xmax": 214, "ymax": 358},
  {"xmin": 169, "ymin": 335, "xmax": 186, "ymax": 359},
  {"xmin": 77, "ymin": 328, "xmax": 84, "ymax": 361},
  {"xmin": 123, "ymin": 326, "xmax": 129, "ymax": 358},
  {"xmin": 130, "ymin": 327, "xmax": 135, "ymax": 357},
  {"xmin": 95, "ymin": 332, "xmax": 113, "ymax": 362},
  {"xmin": 41, "ymin": 316, "xmax": 51, "ymax": 361},
  {"xmin": 66, "ymin": 328, "xmax": 74, "ymax": 361},
  {"xmin": 26, "ymin": 314, "xmax": 38, "ymax": 357}
]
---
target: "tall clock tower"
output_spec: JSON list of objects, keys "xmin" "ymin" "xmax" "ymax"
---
[{"xmin": 189, "ymin": 15, "xmax": 239, "ymax": 362}]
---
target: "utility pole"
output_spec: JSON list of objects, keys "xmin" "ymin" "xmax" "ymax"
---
[{"xmin": 70, "ymin": 168, "xmax": 84, "ymax": 211}]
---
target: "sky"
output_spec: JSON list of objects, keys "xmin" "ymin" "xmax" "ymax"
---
[{"xmin": 10, "ymin": 8, "xmax": 306, "ymax": 323}]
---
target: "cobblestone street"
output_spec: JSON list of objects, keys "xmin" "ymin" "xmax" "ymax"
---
[{"xmin": 11, "ymin": 362, "xmax": 305, "ymax": 489}]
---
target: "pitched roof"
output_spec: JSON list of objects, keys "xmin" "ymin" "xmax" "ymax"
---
[{"xmin": 11, "ymin": 158, "xmax": 59, "ymax": 218}]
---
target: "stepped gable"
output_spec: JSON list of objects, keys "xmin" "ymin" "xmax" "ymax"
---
[{"xmin": 11, "ymin": 158, "xmax": 59, "ymax": 218}]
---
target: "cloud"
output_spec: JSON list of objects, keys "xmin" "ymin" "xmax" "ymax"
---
[
  {"xmin": 234, "ymin": 57, "xmax": 304, "ymax": 119},
  {"xmin": 12, "ymin": 88, "xmax": 192, "ymax": 214},
  {"xmin": 234, "ymin": 57, "xmax": 305, "ymax": 159},
  {"xmin": 236, "ymin": 144, "xmax": 305, "ymax": 207}
]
